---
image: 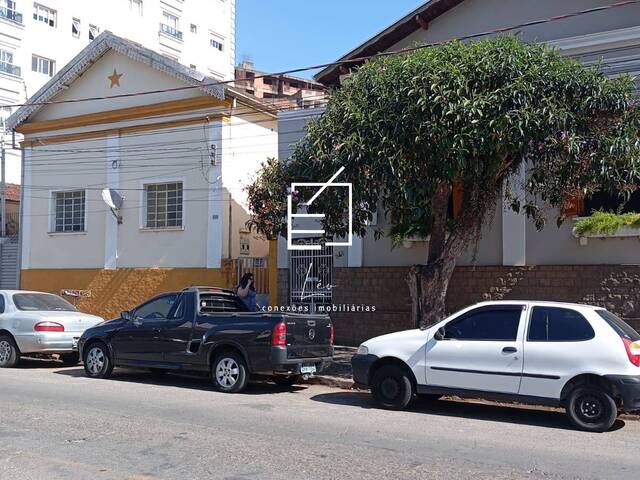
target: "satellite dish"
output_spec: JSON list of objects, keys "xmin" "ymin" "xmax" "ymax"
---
[{"xmin": 101, "ymin": 188, "xmax": 124, "ymax": 224}]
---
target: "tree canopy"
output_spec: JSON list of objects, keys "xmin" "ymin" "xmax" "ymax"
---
[{"xmin": 247, "ymin": 37, "xmax": 640, "ymax": 326}]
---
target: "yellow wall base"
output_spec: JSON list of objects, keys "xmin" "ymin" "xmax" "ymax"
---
[{"xmin": 21, "ymin": 264, "xmax": 235, "ymax": 320}]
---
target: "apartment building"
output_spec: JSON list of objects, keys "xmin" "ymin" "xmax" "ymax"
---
[
  {"xmin": 235, "ymin": 60, "xmax": 325, "ymax": 108},
  {"xmin": 0, "ymin": 0, "xmax": 236, "ymax": 183}
]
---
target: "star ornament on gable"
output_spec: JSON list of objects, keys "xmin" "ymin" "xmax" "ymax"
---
[{"xmin": 107, "ymin": 69, "xmax": 123, "ymax": 88}]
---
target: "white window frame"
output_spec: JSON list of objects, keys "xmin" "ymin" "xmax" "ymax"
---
[
  {"xmin": 71, "ymin": 17, "xmax": 80, "ymax": 38},
  {"xmin": 89, "ymin": 24, "xmax": 99, "ymax": 40},
  {"xmin": 129, "ymin": 0, "xmax": 143, "ymax": 15},
  {"xmin": 33, "ymin": 3, "xmax": 56, "ymax": 27},
  {"xmin": 139, "ymin": 178, "xmax": 185, "ymax": 231},
  {"xmin": 49, "ymin": 189, "xmax": 87, "ymax": 234},
  {"xmin": 32, "ymin": 54, "xmax": 55, "ymax": 76},
  {"xmin": 209, "ymin": 34, "xmax": 224, "ymax": 52}
]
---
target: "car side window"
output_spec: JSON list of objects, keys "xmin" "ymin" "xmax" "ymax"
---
[
  {"xmin": 199, "ymin": 294, "xmax": 249, "ymax": 313},
  {"xmin": 0, "ymin": 295, "xmax": 4, "ymax": 314},
  {"xmin": 133, "ymin": 294, "xmax": 178, "ymax": 322},
  {"xmin": 528, "ymin": 307, "xmax": 594, "ymax": 342},
  {"xmin": 444, "ymin": 308, "xmax": 522, "ymax": 341}
]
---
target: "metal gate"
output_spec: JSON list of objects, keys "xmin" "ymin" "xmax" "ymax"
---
[{"xmin": 289, "ymin": 239, "xmax": 333, "ymax": 312}]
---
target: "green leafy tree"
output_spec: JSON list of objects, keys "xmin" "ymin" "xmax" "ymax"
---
[{"xmin": 247, "ymin": 37, "xmax": 640, "ymax": 328}]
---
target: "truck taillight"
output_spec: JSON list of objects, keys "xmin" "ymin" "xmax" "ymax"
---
[
  {"xmin": 272, "ymin": 321, "xmax": 287, "ymax": 347},
  {"xmin": 329, "ymin": 321, "xmax": 334, "ymax": 346},
  {"xmin": 34, "ymin": 321, "xmax": 64, "ymax": 332},
  {"xmin": 622, "ymin": 337, "xmax": 640, "ymax": 367}
]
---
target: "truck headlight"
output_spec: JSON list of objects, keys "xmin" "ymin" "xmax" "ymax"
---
[{"xmin": 356, "ymin": 345, "xmax": 368, "ymax": 355}]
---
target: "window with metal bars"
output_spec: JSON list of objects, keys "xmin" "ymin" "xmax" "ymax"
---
[
  {"xmin": 53, "ymin": 190, "xmax": 85, "ymax": 232},
  {"xmin": 144, "ymin": 182, "xmax": 183, "ymax": 229}
]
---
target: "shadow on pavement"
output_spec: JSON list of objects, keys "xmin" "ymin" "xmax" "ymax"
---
[
  {"xmin": 53, "ymin": 367, "xmax": 307, "ymax": 395},
  {"xmin": 310, "ymin": 391, "xmax": 625, "ymax": 432}
]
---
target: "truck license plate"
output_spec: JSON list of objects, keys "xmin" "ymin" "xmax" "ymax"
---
[{"xmin": 301, "ymin": 365, "xmax": 316, "ymax": 374}]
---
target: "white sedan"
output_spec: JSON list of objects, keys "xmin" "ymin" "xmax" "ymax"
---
[
  {"xmin": 352, "ymin": 300, "xmax": 640, "ymax": 432},
  {"xmin": 0, "ymin": 290, "xmax": 104, "ymax": 367}
]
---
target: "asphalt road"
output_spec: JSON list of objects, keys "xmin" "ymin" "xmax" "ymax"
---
[{"xmin": 1, "ymin": 360, "xmax": 639, "ymax": 480}]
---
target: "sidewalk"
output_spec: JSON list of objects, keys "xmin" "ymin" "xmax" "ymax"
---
[{"xmin": 310, "ymin": 346, "xmax": 359, "ymax": 389}]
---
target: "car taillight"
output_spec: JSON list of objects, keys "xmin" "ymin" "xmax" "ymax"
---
[
  {"xmin": 622, "ymin": 337, "xmax": 640, "ymax": 367},
  {"xmin": 329, "ymin": 321, "xmax": 334, "ymax": 346},
  {"xmin": 272, "ymin": 321, "xmax": 286, "ymax": 347},
  {"xmin": 34, "ymin": 321, "xmax": 64, "ymax": 332}
]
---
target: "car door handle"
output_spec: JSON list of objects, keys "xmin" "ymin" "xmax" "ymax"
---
[{"xmin": 502, "ymin": 347, "xmax": 517, "ymax": 353}]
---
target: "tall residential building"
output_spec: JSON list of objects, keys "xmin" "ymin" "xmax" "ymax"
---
[{"xmin": 0, "ymin": 0, "xmax": 236, "ymax": 183}]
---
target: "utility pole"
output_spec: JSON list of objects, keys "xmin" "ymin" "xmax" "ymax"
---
[{"xmin": 1, "ymin": 144, "xmax": 5, "ymax": 238}]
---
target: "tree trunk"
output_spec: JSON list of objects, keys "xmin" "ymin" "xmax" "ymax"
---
[
  {"xmin": 407, "ymin": 255, "xmax": 458, "ymax": 329},
  {"xmin": 407, "ymin": 181, "xmax": 460, "ymax": 329}
]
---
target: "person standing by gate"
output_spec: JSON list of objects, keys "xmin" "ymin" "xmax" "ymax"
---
[{"xmin": 237, "ymin": 273, "xmax": 257, "ymax": 311}]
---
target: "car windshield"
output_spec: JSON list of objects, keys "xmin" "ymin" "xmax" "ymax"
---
[{"xmin": 13, "ymin": 293, "xmax": 78, "ymax": 312}]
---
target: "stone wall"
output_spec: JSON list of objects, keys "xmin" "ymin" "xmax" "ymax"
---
[{"xmin": 277, "ymin": 265, "xmax": 640, "ymax": 345}]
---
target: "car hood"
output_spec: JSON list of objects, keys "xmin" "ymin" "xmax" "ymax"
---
[{"xmin": 362, "ymin": 328, "xmax": 429, "ymax": 352}]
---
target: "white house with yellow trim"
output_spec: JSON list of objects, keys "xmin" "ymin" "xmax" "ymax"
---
[{"xmin": 5, "ymin": 31, "xmax": 277, "ymax": 318}]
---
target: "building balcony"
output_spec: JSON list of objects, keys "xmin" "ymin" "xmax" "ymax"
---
[
  {"xmin": 0, "ymin": 62, "xmax": 21, "ymax": 77},
  {"xmin": 0, "ymin": 7, "xmax": 22, "ymax": 24},
  {"xmin": 159, "ymin": 23, "xmax": 183, "ymax": 41}
]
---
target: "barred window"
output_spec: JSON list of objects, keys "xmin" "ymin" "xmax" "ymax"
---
[
  {"xmin": 54, "ymin": 190, "xmax": 85, "ymax": 232},
  {"xmin": 145, "ymin": 182, "xmax": 183, "ymax": 228}
]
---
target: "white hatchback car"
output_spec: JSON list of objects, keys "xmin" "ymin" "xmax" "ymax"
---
[
  {"xmin": 352, "ymin": 301, "xmax": 640, "ymax": 432},
  {"xmin": 0, "ymin": 290, "xmax": 104, "ymax": 368}
]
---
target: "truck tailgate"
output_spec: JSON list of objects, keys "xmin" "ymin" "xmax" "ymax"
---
[{"xmin": 285, "ymin": 313, "xmax": 332, "ymax": 359}]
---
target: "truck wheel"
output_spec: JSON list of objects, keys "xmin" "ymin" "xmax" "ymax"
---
[
  {"xmin": 212, "ymin": 352, "xmax": 249, "ymax": 393},
  {"xmin": 60, "ymin": 352, "xmax": 80, "ymax": 366},
  {"xmin": 83, "ymin": 342, "xmax": 113, "ymax": 379},
  {"xmin": 273, "ymin": 375, "xmax": 303, "ymax": 387},
  {"xmin": 0, "ymin": 335, "xmax": 20, "ymax": 368},
  {"xmin": 371, "ymin": 364, "xmax": 413, "ymax": 410},
  {"xmin": 566, "ymin": 386, "xmax": 617, "ymax": 432}
]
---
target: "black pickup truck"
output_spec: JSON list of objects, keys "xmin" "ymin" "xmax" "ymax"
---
[{"xmin": 78, "ymin": 287, "xmax": 334, "ymax": 393}]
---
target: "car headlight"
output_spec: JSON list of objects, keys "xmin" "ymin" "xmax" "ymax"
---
[{"xmin": 357, "ymin": 345, "xmax": 368, "ymax": 355}]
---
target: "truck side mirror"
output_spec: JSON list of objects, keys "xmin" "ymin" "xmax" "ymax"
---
[{"xmin": 434, "ymin": 327, "xmax": 446, "ymax": 341}]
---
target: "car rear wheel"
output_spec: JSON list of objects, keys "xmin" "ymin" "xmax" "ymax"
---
[
  {"xmin": 83, "ymin": 342, "xmax": 113, "ymax": 379},
  {"xmin": 371, "ymin": 365, "xmax": 413, "ymax": 410},
  {"xmin": 212, "ymin": 351, "xmax": 249, "ymax": 393},
  {"xmin": 0, "ymin": 335, "xmax": 19, "ymax": 368},
  {"xmin": 566, "ymin": 386, "xmax": 617, "ymax": 432},
  {"xmin": 60, "ymin": 352, "xmax": 80, "ymax": 366}
]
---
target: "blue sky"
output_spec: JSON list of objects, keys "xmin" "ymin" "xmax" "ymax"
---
[{"xmin": 235, "ymin": 0, "xmax": 425, "ymax": 79}]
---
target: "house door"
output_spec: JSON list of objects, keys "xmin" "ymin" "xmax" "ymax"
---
[{"xmin": 289, "ymin": 238, "xmax": 333, "ymax": 313}]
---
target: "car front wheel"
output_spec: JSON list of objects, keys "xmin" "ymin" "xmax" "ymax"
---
[
  {"xmin": 566, "ymin": 386, "xmax": 617, "ymax": 432},
  {"xmin": 212, "ymin": 352, "xmax": 249, "ymax": 393},
  {"xmin": 0, "ymin": 335, "xmax": 19, "ymax": 368},
  {"xmin": 83, "ymin": 342, "xmax": 113, "ymax": 379},
  {"xmin": 371, "ymin": 364, "xmax": 413, "ymax": 410}
]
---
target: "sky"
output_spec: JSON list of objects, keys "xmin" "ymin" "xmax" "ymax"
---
[{"xmin": 235, "ymin": 0, "xmax": 426, "ymax": 79}]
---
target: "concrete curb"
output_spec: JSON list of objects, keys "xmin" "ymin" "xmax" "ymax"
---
[{"xmin": 307, "ymin": 375, "xmax": 363, "ymax": 390}]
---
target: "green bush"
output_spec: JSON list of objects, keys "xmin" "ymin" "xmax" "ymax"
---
[{"xmin": 574, "ymin": 211, "xmax": 640, "ymax": 236}]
